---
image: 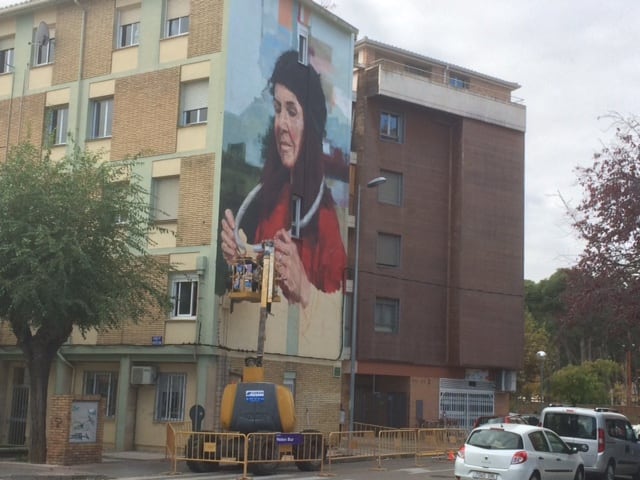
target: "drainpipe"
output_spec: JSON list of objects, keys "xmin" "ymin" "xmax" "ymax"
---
[
  {"xmin": 55, "ymin": 350, "xmax": 75, "ymax": 395},
  {"xmin": 73, "ymin": 0, "xmax": 87, "ymax": 143}
]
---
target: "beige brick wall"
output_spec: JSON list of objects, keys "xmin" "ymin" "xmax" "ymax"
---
[
  {"xmin": 47, "ymin": 395, "xmax": 105, "ymax": 465},
  {"xmin": 97, "ymin": 255, "xmax": 169, "ymax": 345},
  {"xmin": 11, "ymin": 94, "xmax": 46, "ymax": 149},
  {"xmin": 176, "ymin": 153, "xmax": 214, "ymax": 247},
  {"xmin": 111, "ymin": 68, "xmax": 181, "ymax": 161},
  {"xmin": 188, "ymin": 0, "xmax": 224, "ymax": 58},
  {"xmin": 82, "ymin": 0, "xmax": 115, "ymax": 80},
  {"xmin": 0, "ymin": 98, "xmax": 9, "ymax": 163},
  {"xmin": 0, "ymin": 322, "xmax": 17, "ymax": 345},
  {"xmin": 52, "ymin": 2, "xmax": 83, "ymax": 85}
]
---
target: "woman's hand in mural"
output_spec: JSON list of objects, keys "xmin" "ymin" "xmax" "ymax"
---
[
  {"xmin": 221, "ymin": 209, "xmax": 240, "ymax": 264},
  {"xmin": 274, "ymin": 228, "xmax": 311, "ymax": 307}
]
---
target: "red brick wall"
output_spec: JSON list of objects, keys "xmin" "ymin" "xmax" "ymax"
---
[{"xmin": 47, "ymin": 395, "xmax": 105, "ymax": 465}]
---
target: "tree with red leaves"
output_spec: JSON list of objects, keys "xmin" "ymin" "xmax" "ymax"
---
[{"xmin": 567, "ymin": 114, "xmax": 640, "ymax": 362}]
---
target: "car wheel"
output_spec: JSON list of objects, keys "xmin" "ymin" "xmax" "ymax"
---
[
  {"xmin": 574, "ymin": 466, "xmax": 584, "ymax": 480},
  {"xmin": 603, "ymin": 462, "xmax": 615, "ymax": 480}
]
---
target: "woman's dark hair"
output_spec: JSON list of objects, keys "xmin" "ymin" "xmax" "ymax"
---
[{"xmin": 258, "ymin": 50, "xmax": 334, "ymax": 240}]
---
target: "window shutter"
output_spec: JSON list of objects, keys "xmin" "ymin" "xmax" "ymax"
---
[
  {"xmin": 167, "ymin": 0, "xmax": 190, "ymax": 19},
  {"xmin": 0, "ymin": 36, "xmax": 14, "ymax": 50},
  {"xmin": 181, "ymin": 79, "xmax": 209, "ymax": 111},
  {"xmin": 154, "ymin": 176, "xmax": 179, "ymax": 220},
  {"xmin": 119, "ymin": 5, "xmax": 140, "ymax": 25}
]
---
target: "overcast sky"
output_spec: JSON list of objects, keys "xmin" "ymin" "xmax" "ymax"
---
[
  {"xmin": 331, "ymin": 0, "xmax": 640, "ymax": 281},
  {"xmin": 1, "ymin": 0, "xmax": 637, "ymax": 281}
]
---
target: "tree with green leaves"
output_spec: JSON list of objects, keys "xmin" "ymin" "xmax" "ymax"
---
[
  {"xmin": 548, "ymin": 360, "xmax": 623, "ymax": 405},
  {"xmin": 0, "ymin": 142, "xmax": 169, "ymax": 463}
]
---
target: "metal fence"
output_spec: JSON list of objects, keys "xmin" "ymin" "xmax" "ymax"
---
[{"xmin": 167, "ymin": 424, "xmax": 469, "ymax": 477}]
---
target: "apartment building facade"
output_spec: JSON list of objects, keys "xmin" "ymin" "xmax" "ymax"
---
[
  {"xmin": 0, "ymin": 0, "xmax": 356, "ymax": 451},
  {"xmin": 345, "ymin": 38, "xmax": 526, "ymax": 429}
]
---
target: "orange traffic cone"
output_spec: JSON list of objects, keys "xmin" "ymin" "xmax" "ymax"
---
[{"xmin": 448, "ymin": 450, "xmax": 456, "ymax": 461}]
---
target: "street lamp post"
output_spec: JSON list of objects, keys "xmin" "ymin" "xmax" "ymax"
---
[
  {"xmin": 536, "ymin": 350, "xmax": 547, "ymax": 404},
  {"xmin": 349, "ymin": 176, "xmax": 386, "ymax": 432}
]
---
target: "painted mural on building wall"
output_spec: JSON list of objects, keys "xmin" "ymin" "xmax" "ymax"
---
[{"xmin": 217, "ymin": 0, "xmax": 352, "ymax": 359}]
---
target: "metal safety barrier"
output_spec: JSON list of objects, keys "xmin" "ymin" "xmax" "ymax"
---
[
  {"xmin": 166, "ymin": 426, "xmax": 326, "ymax": 478},
  {"xmin": 166, "ymin": 425, "xmax": 468, "ymax": 475},
  {"xmin": 415, "ymin": 428, "xmax": 467, "ymax": 465}
]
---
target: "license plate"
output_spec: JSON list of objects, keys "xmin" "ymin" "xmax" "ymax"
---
[{"xmin": 471, "ymin": 472, "xmax": 497, "ymax": 480}]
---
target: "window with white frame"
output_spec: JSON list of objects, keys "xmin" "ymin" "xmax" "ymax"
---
[
  {"xmin": 165, "ymin": 0, "xmax": 190, "ymax": 37},
  {"xmin": 33, "ymin": 30, "xmax": 55, "ymax": 66},
  {"xmin": 180, "ymin": 79, "xmax": 208, "ymax": 126},
  {"xmin": 0, "ymin": 37, "xmax": 15, "ymax": 74},
  {"xmin": 155, "ymin": 372, "xmax": 186, "ymax": 421},
  {"xmin": 378, "ymin": 170, "xmax": 403, "ymax": 206},
  {"xmin": 152, "ymin": 176, "xmax": 179, "ymax": 221},
  {"xmin": 84, "ymin": 371, "xmax": 118, "ymax": 417},
  {"xmin": 117, "ymin": 6, "xmax": 140, "ymax": 48},
  {"xmin": 170, "ymin": 274, "xmax": 198, "ymax": 319},
  {"xmin": 297, "ymin": 25, "xmax": 308, "ymax": 65},
  {"xmin": 376, "ymin": 232, "xmax": 401, "ymax": 267},
  {"xmin": 375, "ymin": 297, "xmax": 399, "ymax": 333},
  {"xmin": 380, "ymin": 111, "xmax": 403, "ymax": 142},
  {"xmin": 45, "ymin": 105, "xmax": 68, "ymax": 146},
  {"xmin": 89, "ymin": 97, "xmax": 113, "ymax": 139}
]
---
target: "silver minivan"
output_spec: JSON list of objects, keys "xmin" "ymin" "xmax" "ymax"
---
[{"xmin": 541, "ymin": 406, "xmax": 640, "ymax": 480}]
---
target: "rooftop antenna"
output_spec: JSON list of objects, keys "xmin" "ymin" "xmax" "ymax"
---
[{"xmin": 35, "ymin": 21, "xmax": 49, "ymax": 47}]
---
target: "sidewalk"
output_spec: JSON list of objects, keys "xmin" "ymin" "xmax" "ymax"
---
[{"xmin": 0, "ymin": 451, "xmax": 189, "ymax": 480}]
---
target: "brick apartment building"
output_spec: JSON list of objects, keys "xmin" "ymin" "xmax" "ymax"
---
[
  {"xmin": 0, "ymin": 0, "xmax": 525, "ymax": 453},
  {"xmin": 345, "ymin": 38, "xmax": 526, "ymax": 429},
  {"xmin": 0, "ymin": 0, "xmax": 356, "ymax": 451}
]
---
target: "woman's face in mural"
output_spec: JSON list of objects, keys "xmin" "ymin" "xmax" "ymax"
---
[{"xmin": 273, "ymin": 83, "xmax": 305, "ymax": 169}]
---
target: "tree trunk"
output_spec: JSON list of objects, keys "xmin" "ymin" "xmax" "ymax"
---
[{"xmin": 22, "ymin": 336, "xmax": 60, "ymax": 464}]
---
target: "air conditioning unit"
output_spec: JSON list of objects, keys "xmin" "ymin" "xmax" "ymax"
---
[{"xmin": 131, "ymin": 366, "xmax": 156, "ymax": 385}]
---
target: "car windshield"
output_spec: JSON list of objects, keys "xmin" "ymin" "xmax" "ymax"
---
[
  {"xmin": 544, "ymin": 413, "xmax": 596, "ymax": 440},
  {"xmin": 468, "ymin": 429, "xmax": 524, "ymax": 450}
]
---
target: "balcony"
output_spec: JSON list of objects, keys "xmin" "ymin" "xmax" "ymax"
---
[{"xmin": 359, "ymin": 60, "xmax": 526, "ymax": 132}]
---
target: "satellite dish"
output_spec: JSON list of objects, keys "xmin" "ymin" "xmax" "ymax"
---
[{"xmin": 35, "ymin": 21, "xmax": 49, "ymax": 46}]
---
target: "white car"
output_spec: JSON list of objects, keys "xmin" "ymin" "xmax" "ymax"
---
[{"xmin": 454, "ymin": 423, "xmax": 584, "ymax": 480}]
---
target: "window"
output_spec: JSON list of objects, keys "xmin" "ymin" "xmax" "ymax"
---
[
  {"xmin": 449, "ymin": 73, "xmax": 470, "ymax": 89},
  {"xmin": 152, "ymin": 176, "xmax": 179, "ymax": 221},
  {"xmin": 155, "ymin": 373, "xmax": 186, "ymax": 421},
  {"xmin": 117, "ymin": 6, "xmax": 140, "ymax": 48},
  {"xmin": 290, "ymin": 195, "xmax": 302, "ymax": 239},
  {"xmin": 34, "ymin": 36, "xmax": 55, "ymax": 66},
  {"xmin": 166, "ymin": 16, "xmax": 189, "ymax": 36},
  {"xmin": 165, "ymin": 0, "xmax": 190, "ymax": 37},
  {"xmin": 170, "ymin": 274, "xmax": 198, "ymax": 319},
  {"xmin": 377, "ymin": 233, "xmax": 401, "ymax": 267},
  {"xmin": 283, "ymin": 372, "xmax": 296, "ymax": 398},
  {"xmin": 375, "ymin": 297, "xmax": 399, "ymax": 333},
  {"xmin": 84, "ymin": 372, "xmax": 118, "ymax": 417},
  {"xmin": 378, "ymin": 170, "xmax": 403, "ymax": 206},
  {"xmin": 89, "ymin": 97, "xmax": 113, "ymax": 139},
  {"xmin": 44, "ymin": 106, "xmax": 68, "ymax": 146},
  {"xmin": 297, "ymin": 25, "xmax": 308, "ymax": 65},
  {"xmin": 0, "ymin": 36, "xmax": 15, "ymax": 74},
  {"xmin": 380, "ymin": 112, "xmax": 402, "ymax": 142},
  {"xmin": 180, "ymin": 79, "xmax": 208, "ymax": 126}
]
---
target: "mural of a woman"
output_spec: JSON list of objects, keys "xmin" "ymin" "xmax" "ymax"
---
[{"xmin": 220, "ymin": 50, "xmax": 347, "ymax": 308}]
